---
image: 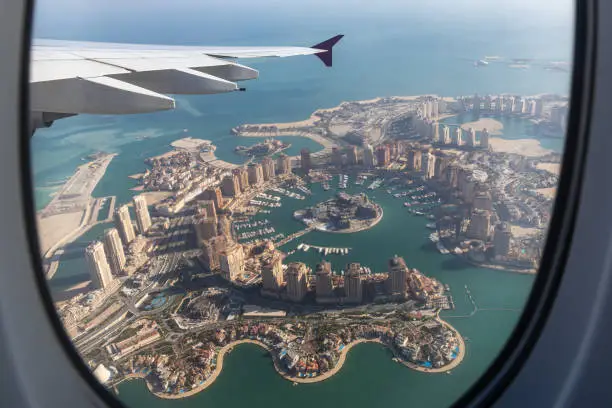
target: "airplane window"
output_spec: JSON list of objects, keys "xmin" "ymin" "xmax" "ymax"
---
[{"xmin": 29, "ymin": 0, "xmax": 574, "ymax": 406}]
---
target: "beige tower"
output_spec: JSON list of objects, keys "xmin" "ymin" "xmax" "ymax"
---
[
  {"xmin": 248, "ymin": 163, "xmax": 264, "ymax": 186},
  {"xmin": 315, "ymin": 261, "xmax": 334, "ymax": 300},
  {"xmin": 261, "ymin": 157, "xmax": 276, "ymax": 181},
  {"xmin": 388, "ymin": 256, "xmax": 408, "ymax": 296},
  {"xmin": 103, "ymin": 228, "xmax": 126, "ymax": 276},
  {"xmin": 467, "ymin": 210, "xmax": 491, "ymax": 241},
  {"xmin": 480, "ymin": 128, "xmax": 490, "ymax": 149},
  {"xmin": 262, "ymin": 251, "xmax": 284, "ymax": 292},
  {"xmin": 114, "ymin": 204, "xmax": 136, "ymax": 245},
  {"xmin": 287, "ymin": 262, "xmax": 308, "ymax": 302},
  {"xmin": 277, "ymin": 153, "xmax": 291, "ymax": 175},
  {"xmin": 454, "ymin": 127, "xmax": 463, "ymax": 146},
  {"xmin": 432, "ymin": 122, "xmax": 440, "ymax": 143},
  {"xmin": 219, "ymin": 242, "xmax": 245, "ymax": 281},
  {"xmin": 133, "ymin": 195, "xmax": 152, "ymax": 235},
  {"xmin": 443, "ymin": 125, "xmax": 451, "ymax": 144},
  {"xmin": 85, "ymin": 241, "xmax": 114, "ymax": 290},
  {"xmin": 222, "ymin": 175, "xmax": 241, "ymax": 197},
  {"xmin": 345, "ymin": 263, "xmax": 363, "ymax": 303}
]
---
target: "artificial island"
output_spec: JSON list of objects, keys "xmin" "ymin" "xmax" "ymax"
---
[
  {"xmin": 37, "ymin": 93, "xmax": 565, "ymax": 398},
  {"xmin": 294, "ymin": 192, "xmax": 383, "ymax": 233}
]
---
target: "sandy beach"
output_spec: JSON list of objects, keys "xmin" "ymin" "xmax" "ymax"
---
[
  {"xmin": 489, "ymin": 137, "xmax": 553, "ymax": 157},
  {"xmin": 460, "ymin": 118, "xmax": 504, "ymax": 135}
]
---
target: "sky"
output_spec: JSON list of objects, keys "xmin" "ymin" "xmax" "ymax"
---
[{"xmin": 33, "ymin": 0, "xmax": 574, "ymax": 43}]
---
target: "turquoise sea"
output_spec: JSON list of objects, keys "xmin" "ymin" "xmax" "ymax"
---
[{"xmin": 31, "ymin": 1, "xmax": 572, "ymax": 407}]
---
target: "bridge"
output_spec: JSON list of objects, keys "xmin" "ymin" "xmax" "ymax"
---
[
  {"xmin": 274, "ymin": 225, "xmax": 315, "ymax": 247},
  {"xmin": 444, "ymin": 285, "xmax": 522, "ymax": 319}
]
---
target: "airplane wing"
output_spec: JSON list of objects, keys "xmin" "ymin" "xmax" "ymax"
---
[{"xmin": 29, "ymin": 35, "xmax": 343, "ymax": 129}]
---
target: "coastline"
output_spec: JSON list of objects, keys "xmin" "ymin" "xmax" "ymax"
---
[{"xmin": 124, "ymin": 316, "xmax": 464, "ymax": 400}]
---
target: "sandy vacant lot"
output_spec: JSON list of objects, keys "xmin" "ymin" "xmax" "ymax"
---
[
  {"xmin": 510, "ymin": 225, "xmax": 541, "ymax": 238},
  {"xmin": 490, "ymin": 137, "xmax": 553, "ymax": 157},
  {"xmin": 536, "ymin": 162, "xmax": 561, "ymax": 175},
  {"xmin": 535, "ymin": 187, "xmax": 557, "ymax": 199},
  {"xmin": 36, "ymin": 211, "xmax": 84, "ymax": 255}
]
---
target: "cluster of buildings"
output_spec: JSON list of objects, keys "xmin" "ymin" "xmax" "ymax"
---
[
  {"xmin": 220, "ymin": 154, "xmax": 292, "ymax": 199},
  {"xmin": 259, "ymin": 255, "xmax": 448, "ymax": 307},
  {"xmin": 457, "ymin": 94, "xmax": 546, "ymax": 117},
  {"xmin": 85, "ymin": 194, "xmax": 154, "ymax": 292},
  {"xmin": 106, "ymin": 319, "xmax": 162, "ymax": 361},
  {"xmin": 431, "ymin": 125, "xmax": 490, "ymax": 149}
]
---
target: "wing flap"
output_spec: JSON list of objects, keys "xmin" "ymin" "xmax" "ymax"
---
[
  {"xmin": 31, "ymin": 76, "xmax": 175, "ymax": 114},
  {"xmin": 109, "ymin": 68, "xmax": 238, "ymax": 95}
]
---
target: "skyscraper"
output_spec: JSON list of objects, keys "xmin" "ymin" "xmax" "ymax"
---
[
  {"xmin": 197, "ymin": 200, "xmax": 217, "ymax": 221},
  {"xmin": 300, "ymin": 148, "xmax": 312, "ymax": 172},
  {"xmin": 422, "ymin": 152, "xmax": 436, "ymax": 179},
  {"xmin": 262, "ymin": 251, "xmax": 284, "ymax": 292},
  {"xmin": 344, "ymin": 263, "xmax": 363, "ymax": 303},
  {"xmin": 520, "ymin": 98, "xmax": 529, "ymax": 113},
  {"xmin": 277, "ymin": 153, "xmax": 291, "ymax": 175},
  {"xmin": 261, "ymin": 157, "xmax": 276, "ymax": 181},
  {"xmin": 467, "ymin": 209, "xmax": 491, "ymax": 241},
  {"xmin": 204, "ymin": 187, "xmax": 224, "ymax": 212},
  {"xmin": 480, "ymin": 128, "xmax": 490, "ymax": 149},
  {"xmin": 375, "ymin": 146, "xmax": 390, "ymax": 167},
  {"xmin": 454, "ymin": 127, "xmax": 463, "ymax": 146},
  {"xmin": 221, "ymin": 175, "xmax": 241, "ymax": 197},
  {"xmin": 346, "ymin": 146, "xmax": 359, "ymax": 165},
  {"xmin": 531, "ymin": 98, "xmax": 544, "ymax": 117},
  {"xmin": 219, "ymin": 242, "xmax": 245, "ymax": 281},
  {"xmin": 287, "ymin": 262, "xmax": 308, "ymax": 302},
  {"xmin": 194, "ymin": 216, "xmax": 218, "ymax": 243},
  {"xmin": 472, "ymin": 94, "xmax": 480, "ymax": 114},
  {"xmin": 432, "ymin": 122, "xmax": 440, "ymax": 143},
  {"xmin": 199, "ymin": 236, "xmax": 226, "ymax": 272},
  {"xmin": 443, "ymin": 125, "xmax": 451, "ymax": 144},
  {"xmin": 493, "ymin": 223, "xmax": 513, "ymax": 258},
  {"xmin": 133, "ymin": 195, "xmax": 152, "ymax": 235},
  {"xmin": 248, "ymin": 163, "xmax": 263, "ymax": 186},
  {"xmin": 103, "ymin": 228, "xmax": 125, "ymax": 276},
  {"xmin": 315, "ymin": 261, "xmax": 334, "ymax": 300},
  {"xmin": 363, "ymin": 144, "xmax": 375, "ymax": 168},
  {"xmin": 473, "ymin": 191, "xmax": 493, "ymax": 211},
  {"xmin": 331, "ymin": 147, "xmax": 343, "ymax": 167},
  {"xmin": 85, "ymin": 241, "xmax": 114, "ymax": 290},
  {"xmin": 238, "ymin": 167, "xmax": 250, "ymax": 191},
  {"xmin": 114, "ymin": 204, "xmax": 135, "ymax": 245},
  {"xmin": 388, "ymin": 256, "xmax": 408, "ymax": 296},
  {"xmin": 467, "ymin": 128, "xmax": 477, "ymax": 147}
]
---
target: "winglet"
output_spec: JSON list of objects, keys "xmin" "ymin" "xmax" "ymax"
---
[{"xmin": 312, "ymin": 34, "xmax": 344, "ymax": 67}]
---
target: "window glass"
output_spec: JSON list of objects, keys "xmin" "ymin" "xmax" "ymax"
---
[{"xmin": 30, "ymin": 1, "xmax": 573, "ymax": 407}]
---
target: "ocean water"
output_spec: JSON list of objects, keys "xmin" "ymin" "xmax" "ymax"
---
[{"xmin": 31, "ymin": 1, "xmax": 572, "ymax": 407}]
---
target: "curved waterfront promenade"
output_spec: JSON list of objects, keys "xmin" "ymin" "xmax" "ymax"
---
[{"xmin": 123, "ymin": 317, "xmax": 464, "ymax": 399}]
